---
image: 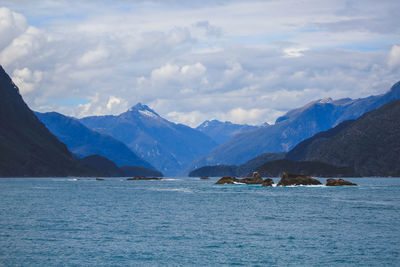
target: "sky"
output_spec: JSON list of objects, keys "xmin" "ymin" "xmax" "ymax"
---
[{"xmin": 0, "ymin": 0, "xmax": 399, "ymax": 127}]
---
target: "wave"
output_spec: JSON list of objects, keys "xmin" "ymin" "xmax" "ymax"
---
[{"xmin": 149, "ymin": 187, "xmax": 193, "ymax": 193}]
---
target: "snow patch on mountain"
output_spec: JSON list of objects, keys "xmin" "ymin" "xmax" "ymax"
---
[{"xmin": 139, "ymin": 109, "xmax": 158, "ymax": 118}]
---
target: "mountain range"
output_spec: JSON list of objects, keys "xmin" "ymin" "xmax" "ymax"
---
[
  {"xmin": 79, "ymin": 103, "xmax": 217, "ymax": 175},
  {"xmin": 196, "ymin": 120, "xmax": 261, "ymax": 144},
  {"xmin": 0, "ymin": 66, "xmax": 98, "ymax": 177},
  {"xmin": 191, "ymin": 97, "xmax": 400, "ymax": 177},
  {"xmin": 2, "ymin": 61, "xmax": 399, "ymax": 178},
  {"xmin": 189, "ymin": 81, "xmax": 400, "ymax": 170},
  {"xmin": 286, "ymin": 97, "xmax": 400, "ymax": 176},
  {"xmin": 36, "ymin": 111, "xmax": 154, "ymax": 169}
]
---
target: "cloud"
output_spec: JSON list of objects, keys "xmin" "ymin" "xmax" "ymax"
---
[
  {"xmin": 0, "ymin": 2, "xmax": 398, "ymax": 127},
  {"xmin": 193, "ymin": 20, "xmax": 222, "ymax": 37},
  {"xmin": 78, "ymin": 46, "xmax": 109, "ymax": 67},
  {"xmin": 11, "ymin": 67, "xmax": 42, "ymax": 94},
  {"xmin": 106, "ymin": 96, "xmax": 121, "ymax": 110},
  {"xmin": 388, "ymin": 45, "xmax": 400, "ymax": 69},
  {"xmin": 0, "ymin": 7, "xmax": 28, "ymax": 50}
]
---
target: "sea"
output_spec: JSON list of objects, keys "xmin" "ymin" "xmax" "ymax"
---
[{"xmin": 0, "ymin": 177, "xmax": 399, "ymax": 266}]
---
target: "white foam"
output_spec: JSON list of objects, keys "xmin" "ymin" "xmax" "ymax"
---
[{"xmin": 150, "ymin": 188, "xmax": 193, "ymax": 193}]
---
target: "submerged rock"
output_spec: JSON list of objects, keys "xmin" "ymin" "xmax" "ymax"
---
[
  {"xmin": 277, "ymin": 172, "xmax": 322, "ymax": 186},
  {"xmin": 127, "ymin": 176, "xmax": 163, "ymax": 181},
  {"xmin": 200, "ymin": 176, "xmax": 209, "ymax": 180},
  {"xmin": 261, "ymin": 178, "xmax": 274, "ymax": 187},
  {"xmin": 326, "ymin": 178, "xmax": 357, "ymax": 186},
  {"xmin": 96, "ymin": 178, "xmax": 104, "ymax": 181}
]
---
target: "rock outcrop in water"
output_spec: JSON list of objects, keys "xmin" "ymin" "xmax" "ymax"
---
[
  {"xmin": 277, "ymin": 172, "xmax": 322, "ymax": 186},
  {"xmin": 261, "ymin": 178, "xmax": 274, "ymax": 187},
  {"xmin": 215, "ymin": 172, "xmax": 274, "ymax": 185},
  {"xmin": 326, "ymin": 178, "xmax": 357, "ymax": 186}
]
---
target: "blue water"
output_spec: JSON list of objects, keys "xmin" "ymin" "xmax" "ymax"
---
[{"xmin": 0, "ymin": 177, "xmax": 399, "ymax": 266}]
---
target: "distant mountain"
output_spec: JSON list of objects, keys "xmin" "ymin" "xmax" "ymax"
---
[
  {"xmin": 80, "ymin": 154, "xmax": 163, "ymax": 177},
  {"xmin": 254, "ymin": 159, "xmax": 357, "ymax": 178},
  {"xmin": 286, "ymin": 99, "xmax": 400, "ymax": 176},
  {"xmin": 189, "ymin": 152, "xmax": 286, "ymax": 177},
  {"xmin": 196, "ymin": 120, "xmax": 260, "ymax": 144},
  {"xmin": 36, "ymin": 111, "xmax": 154, "ymax": 169},
  {"xmin": 79, "ymin": 103, "xmax": 217, "ymax": 175},
  {"xmin": 190, "ymin": 81, "xmax": 400, "ymax": 167},
  {"xmin": 81, "ymin": 155, "xmax": 125, "ymax": 177},
  {"xmin": 0, "ymin": 66, "xmax": 98, "ymax": 177}
]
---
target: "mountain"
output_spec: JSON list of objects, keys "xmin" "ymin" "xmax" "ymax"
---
[
  {"xmin": 79, "ymin": 103, "xmax": 217, "ymax": 175},
  {"xmin": 190, "ymin": 81, "xmax": 400, "ymax": 168},
  {"xmin": 189, "ymin": 152, "xmax": 286, "ymax": 177},
  {"xmin": 80, "ymin": 154, "xmax": 163, "ymax": 177},
  {"xmin": 286, "ymin": 99, "xmax": 400, "ymax": 176},
  {"xmin": 0, "ymin": 66, "xmax": 98, "ymax": 177},
  {"xmin": 36, "ymin": 111, "xmax": 154, "ymax": 169},
  {"xmin": 80, "ymin": 155, "xmax": 125, "ymax": 177},
  {"xmin": 254, "ymin": 159, "xmax": 357, "ymax": 177},
  {"xmin": 196, "ymin": 120, "xmax": 260, "ymax": 144}
]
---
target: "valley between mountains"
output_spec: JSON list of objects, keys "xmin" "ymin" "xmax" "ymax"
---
[{"xmin": 1, "ymin": 65, "xmax": 399, "ymax": 177}]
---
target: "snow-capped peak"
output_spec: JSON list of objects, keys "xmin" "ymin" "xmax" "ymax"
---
[
  {"xmin": 139, "ymin": 109, "xmax": 158, "ymax": 118},
  {"xmin": 318, "ymin": 98, "xmax": 333, "ymax": 104},
  {"xmin": 129, "ymin": 103, "xmax": 160, "ymax": 118}
]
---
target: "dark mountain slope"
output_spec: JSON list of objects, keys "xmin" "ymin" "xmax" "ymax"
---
[
  {"xmin": 254, "ymin": 159, "xmax": 357, "ymax": 177},
  {"xmin": 80, "ymin": 103, "xmax": 217, "ymax": 175},
  {"xmin": 80, "ymin": 155, "xmax": 125, "ymax": 177},
  {"xmin": 0, "ymin": 66, "xmax": 98, "ymax": 177},
  {"xmin": 286, "ymin": 99, "xmax": 400, "ymax": 176},
  {"xmin": 36, "ymin": 111, "xmax": 154, "ymax": 169},
  {"xmin": 189, "ymin": 152, "xmax": 286, "ymax": 177},
  {"xmin": 191, "ymin": 81, "xmax": 400, "ymax": 167}
]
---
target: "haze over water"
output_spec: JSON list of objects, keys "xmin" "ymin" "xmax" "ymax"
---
[{"xmin": 1, "ymin": 177, "xmax": 399, "ymax": 266}]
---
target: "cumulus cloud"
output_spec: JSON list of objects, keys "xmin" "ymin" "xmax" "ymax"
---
[
  {"xmin": 0, "ymin": 2, "xmax": 398, "ymax": 127},
  {"xmin": 388, "ymin": 45, "xmax": 400, "ymax": 69},
  {"xmin": 78, "ymin": 46, "xmax": 109, "ymax": 67},
  {"xmin": 11, "ymin": 67, "xmax": 42, "ymax": 94},
  {"xmin": 0, "ymin": 7, "xmax": 27, "ymax": 50}
]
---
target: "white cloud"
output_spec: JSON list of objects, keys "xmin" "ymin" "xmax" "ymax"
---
[
  {"xmin": 11, "ymin": 67, "xmax": 42, "ymax": 94},
  {"xmin": 283, "ymin": 47, "xmax": 309, "ymax": 58},
  {"xmin": 0, "ymin": 2, "xmax": 398, "ymax": 127},
  {"xmin": 388, "ymin": 45, "xmax": 400, "ymax": 69},
  {"xmin": 0, "ymin": 7, "xmax": 27, "ymax": 50},
  {"xmin": 151, "ymin": 63, "xmax": 180, "ymax": 82},
  {"xmin": 0, "ymin": 26, "xmax": 45, "ymax": 67},
  {"xmin": 106, "ymin": 96, "xmax": 121, "ymax": 110},
  {"xmin": 181, "ymin": 62, "xmax": 206, "ymax": 78},
  {"xmin": 78, "ymin": 46, "xmax": 109, "ymax": 67}
]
